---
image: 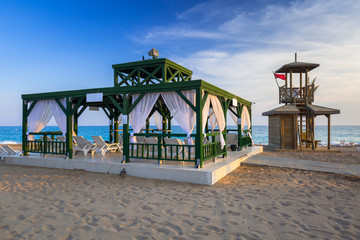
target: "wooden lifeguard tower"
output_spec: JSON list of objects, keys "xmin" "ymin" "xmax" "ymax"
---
[{"xmin": 263, "ymin": 54, "xmax": 340, "ymax": 150}]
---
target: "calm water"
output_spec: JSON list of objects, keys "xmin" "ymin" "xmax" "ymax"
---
[{"xmin": 0, "ymin": 125, "xmax": 359, "ymax": 145}]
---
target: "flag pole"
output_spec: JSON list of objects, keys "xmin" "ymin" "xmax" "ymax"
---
[{"xmin": 273, "ymin": 71, "xmax": 280, "ymax": 88}]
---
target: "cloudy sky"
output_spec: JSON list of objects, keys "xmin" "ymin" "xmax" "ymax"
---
[{"xmin": 0, "ymin": 0, "xmax": 359, "ymax": 126}]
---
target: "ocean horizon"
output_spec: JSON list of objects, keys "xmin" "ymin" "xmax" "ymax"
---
[{"xmin": 1, "ymin": 125, "xmax": 359, "ymax": 145}]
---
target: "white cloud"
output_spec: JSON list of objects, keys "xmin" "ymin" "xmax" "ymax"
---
[{"xmin": 158, "ymin": 0, "xmax": 360, "ymax": 125}]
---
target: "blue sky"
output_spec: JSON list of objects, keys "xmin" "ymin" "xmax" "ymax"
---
[{"xmin": 1, "ymin": 0, "xmax": 359, "ymax": 126}]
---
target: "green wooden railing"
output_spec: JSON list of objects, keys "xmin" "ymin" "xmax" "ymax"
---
[
  {"xmin": 24, "ymin": 132, "xmax": 67, "ymax": 155},
  {"xmin": 128, "ymin": 132, "xmax": 228, "ymax": 166},
  {"xmin": 203, "ymin": 132, "xmax": 226, "ymax": 161},
  {"xmin": 128, "ymin": 133, "xmax": 196, "ymax": 163}
]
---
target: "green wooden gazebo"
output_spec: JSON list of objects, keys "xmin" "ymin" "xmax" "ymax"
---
[{"xmin": 22, "ymin": 58, "xmax": 252, "ymax": 168}]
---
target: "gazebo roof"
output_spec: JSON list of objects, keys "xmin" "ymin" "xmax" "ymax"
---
[{"xmin": 275, "ymin": 61, "xmax": 319, "ymax": 73}]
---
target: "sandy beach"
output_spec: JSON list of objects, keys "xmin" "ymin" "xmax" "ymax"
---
[{"xmin": 0, "ymin": 146, "xmax": 359, "ymax": 239}]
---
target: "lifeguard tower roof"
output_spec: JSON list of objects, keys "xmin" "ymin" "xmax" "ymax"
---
[{"xmin": 275, "ymin": 61, "xmax": 319, "ymax": 73}]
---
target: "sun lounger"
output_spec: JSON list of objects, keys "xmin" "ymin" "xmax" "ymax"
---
[
  {"xmin": 73, "ymin": 136, "xmax": 96, "ymax": 156},
  {"xmin": 1, "ymin": 145, "xmax": 22, "ymax": 156},
  {"xmin": 92, "ymin": 136, "xmax": 122, "ymax": 156},
  {"xmin": 143, "ymin": 137, "xmax": 163, "ymax": 158},
  {"xmin": 0, "ymin": 146, "xmax": 7, "ymax": 159}
]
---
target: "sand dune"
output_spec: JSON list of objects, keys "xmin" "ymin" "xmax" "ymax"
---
[{"xmin": 0, "ymin": 163, "xmax": 359, "ymax": 240}]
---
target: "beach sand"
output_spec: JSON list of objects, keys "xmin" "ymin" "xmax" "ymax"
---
[{"xmin": 1, "ymin": 147, "xmax": 360, "ymax": 239}]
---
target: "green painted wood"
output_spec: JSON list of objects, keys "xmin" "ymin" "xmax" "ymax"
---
[
  {"xmin": 22, "ymin": 80, "xmax": 251, "ymax": 107},
  {"xmin": 128, "ymin": 93, "xmax": 145, "ymax": 114},
  {"xmin": 107, "ymin": 95, "xmax": 123, "ymax": 113},
  {"xmin": 55, "ymin": 98, "xmax": 67, "ymax": 114},
  {"xmin": 74, "ymin": 112, "xmax": 78, "ymax": 135},
  {"xmin": 66, "ymin": 97, "xmax": 72, "ymax": 158},
  {"xmin": 71, "ymin": 96, "xmax": 85, "ymax": 115},
  {"xmin": 78, "ymin": 105, "xmax": 87, "ymax": 117},
  {"xmin": 22, "ymin": 100, "xmax": 28, "ymax": 155},
  {"xmin": 176, "ymin": 90, "xmax": 196, "ymax": 112},
  {"xmin": 201, "ymin": 92, "xmax": 209, "ymax": 108},
  {"xmin": 195, "ymin": 88, "xmax": 203, "ymax": 168},
  {"xmin": 26, "ymin": 100, "xmax": 38, "ymax": 117}
]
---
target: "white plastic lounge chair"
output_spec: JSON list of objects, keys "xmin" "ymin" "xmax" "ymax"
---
[
  {"xmin": 0, "ymin": 146, "xmax": 7, "ymax": 159},
  {"xmin": 73, "ymin": 136, "xmax": 96, "ymax": 156},
  {"xmin": 2, "ymin": 145, "xmax": 22, "ymax": 156},
  {"xmin": 143, "ymin": 137, "xmax": 163, "ymax": 158},
  {"xmin": 41, "ymin": 136, "xmax": 53, "ymax": 141},
  {"xmin": 57, "ymin": 136, "xmax": 66, "ymax": 142},
  {"xmin": 92, "ymin": 136, "xmax": 122, "ymax": 156},
  {"xmin": 164, "ymin": 138, "xmax": 187, "ymax": 159},
  {"xmin": 183, "ymin": 138, "xmax": 195, "ymax": 160}
]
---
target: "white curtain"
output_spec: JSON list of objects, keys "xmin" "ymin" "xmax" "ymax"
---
[
  {"xmin": 229, "ymin": 106, "xmax": 238, "ymax": 125},
  {"xmin": 209, "ymin": 108, "xmax": 217, "ymax": 131},
  {"xmin": 129, "ymin": 93, "xmax": 160, "ymax": 143},
  {"xmin": 241, "ymin": 106, "xmax": 251, "ymax": 130},
  {"xmin": 201, "ymin": 96, "xmax": 211, "ymax": 133},
  {"xmin": 49, "ymin": 99, "xmax": 67, "ymax": 136},
  {"xmin": 27, "ymin": 100, "xmax": 53, "ymax": 140},
  {"xmin": 153, "ymin": 111, "xmax": 163, "ymax": 130},
  {"xmin": 161, "ymin": 90, "xmax": 196, "ymax": 144},
  {"xmin": 209, "ymin": 95, "xmax": 226, "ymax": 148}
]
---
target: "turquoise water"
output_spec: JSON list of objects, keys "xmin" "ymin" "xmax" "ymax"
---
[{"xmin": 1, "ymin": 125, "xmax": 359, "ymax": 145}]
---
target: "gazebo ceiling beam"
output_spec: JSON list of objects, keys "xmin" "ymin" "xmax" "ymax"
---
[
  {"xmin": 26, "ymin": 100, "xmax": 38, "ymax": 117},
  {"xmin": 107, "ymin": 96, "xmax": 123, "ymax": 113},
  {"xmin": 55, "ymin": 99, "xmax": 67, "ymax": 114},
  {"xmin": 71, "ymin": 96, "xmax": 85, "ymax": 115},
  {"xmin": 140, "ymin": 65, "xmax": 162, "ymax": 85},
  {"xmin": 22, "ymin": 80, "xmax": 251, "ymax": 108},
  {"xmin": 175, "ymin": 90, "xmax": 196, "ymax": 112},
  {"xmin": 101, "ymin": 106, "xmax": 112, "ymax": 119},
  {"xmin": 128, "ymin": 93, "xmax": 145, "ymax": 114},
  {"xmin": 77, "ymin": 105, "xmax": 87, "ymax": 117}
]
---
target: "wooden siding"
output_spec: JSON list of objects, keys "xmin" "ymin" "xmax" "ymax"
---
[
  {"xmin": 282, "ymin": 115, "xmax": 295, "ymax": 149},
  {"xmin": 268, "ymin": 115, "xmax": 281, "ymax": 148}
]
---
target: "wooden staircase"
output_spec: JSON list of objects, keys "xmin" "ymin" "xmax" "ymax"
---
[{"xmin": 295, "ymin": 98, "xmax": 317, "ymax": 150}]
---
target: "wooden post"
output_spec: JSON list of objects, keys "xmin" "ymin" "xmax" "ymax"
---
[
  {"xmin": 167, "ymin": 116, "xmax": 171, "ymax": 138},
  {"xmin": 290, "ymin": 70, "xmax": 293, "ymax": 104},
  {"xmin": 300, "ymin": 72, "xmax": 302, "ymax": 97},
  {"xmin": 146, "ymin": 117, "xmax": 150, "ymax": 134},
  {"xmin": 280, "ymin": 116, "xmax": 285, "ymax": 149},
  {"xmin": 22, "ymin": 100, "xmax": 28, "ymax": 155},
  {"xmin": 66, "ymin": 97, "xmax": 73, "ymax": 158},
  {"xmin": 123, "ymin": 94, "xmax": 130, "ymax": 162},
  {"xmin": 109, "ymin": 118, "xmax": 113, "ymax": 143},
  {"xmin": 114, "ymin": 70, "xmax": 118, "ymax": 87},
  {"xmin": 114, "ymin": 116, "xmax": 119, "ymax": 144},
  {"xmin": 73, "ymin": 112, "xmax": 78, "ymax": 136},
  {"xmin": 195, "ymin": 88, "xmax": 203, "ymax": 168},
  {"xmin": 238, "ymin": 105, "xmax": 243, "ymax": 150},
  {"xmin": 294, "ymin": 115, "xmax": 298, "ymax": 149},
  {"xmin": 285, "ymin": 73, "xmax": 288, "ymax": 104},
  {"xmin": 327, "ymin": 114, "xmax": 331, "ymax": 150}
]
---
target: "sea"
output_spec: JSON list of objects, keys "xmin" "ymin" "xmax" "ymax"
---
[{"xmin": 1, "ymin": 125, "xmax": 360, "ymax": 145}]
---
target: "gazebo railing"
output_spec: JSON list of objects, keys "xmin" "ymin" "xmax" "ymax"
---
[
  {"xmin": 128, "ymin": 132, "xmax": 228, "ymax": 166},
  {"xmin": 24, "ymin": 132, "xmax": 67, "ymax": 155},
  {"xmin": 128, "ymin": 133, "xmax": 196, "ymax": 163},
  {"xmin": 203, "ymin": 132, "xmax": 226, "ymax": 161}
]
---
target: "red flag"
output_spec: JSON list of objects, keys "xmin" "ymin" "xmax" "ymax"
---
[{"xmin": 274, "ymin": 73, "xmax": 286, "ymax": 80}]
